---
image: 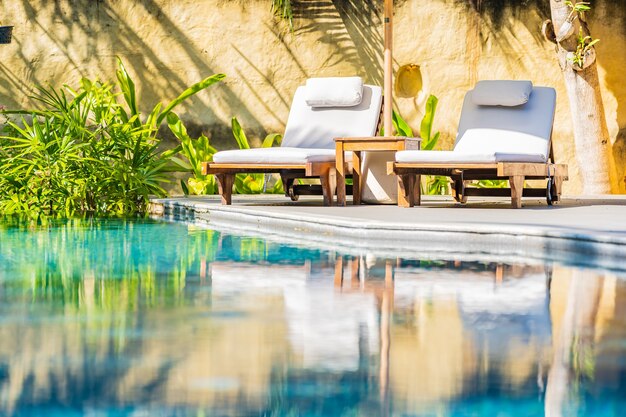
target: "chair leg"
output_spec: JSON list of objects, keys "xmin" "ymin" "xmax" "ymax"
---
[
  {"xmin": 452, "ymin": 179, "xmax": 468, "ymax": 204},
  {"xmin": 509, "ymin": 175, "xmax": 524, "ymax": 209},
  {"xmin": 281, "ymin": 176, "xmax": 299, "ymax": 201},
  {"xmin": 397, "ymin": 174, "xmax": 417, "ymax": 208},
  {"xmin": 554, "ymin": 176, "xmax": 564, "ymax": 202},
  {"xmin": 216, "ymin": 174, "xmax": 234, "ymax": 205},
  {"xmin": 320, "ymin": 167, "xmax": 337, "ymax": 206},
  {"xmin": 415, "ymin": 174, "xmax": 421, "ymax": 206},
  {"xmin": 281, "ymin": 177, "xmax": 294, "ymax": 197}
]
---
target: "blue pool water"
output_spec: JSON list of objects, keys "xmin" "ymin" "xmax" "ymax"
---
[{"xmin": 0, "ymin": 218, "xmax": 624, "ymax": 416}]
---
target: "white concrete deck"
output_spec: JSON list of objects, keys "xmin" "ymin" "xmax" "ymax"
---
[{"xmin": 150, "ymin": 195, "xmax": 626, "ymax": 271}]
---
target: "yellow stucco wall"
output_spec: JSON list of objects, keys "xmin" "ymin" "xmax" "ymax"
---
[{"xmin": 0, "ymin": 0, "xmax": 624, "ymax": 194}]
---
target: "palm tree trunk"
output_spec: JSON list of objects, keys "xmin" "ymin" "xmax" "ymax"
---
[
  {"xmin": 545, "ymin": 270, "xmax": 604, "ymax": 417},
  {"xmin": 548, "ymin": 0, "xmax": 616, "ymax": 193}
]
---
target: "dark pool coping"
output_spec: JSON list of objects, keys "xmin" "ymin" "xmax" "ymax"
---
[{"xmin": 150, "ymin": 195, "xmax": 626, "ymax": 272}]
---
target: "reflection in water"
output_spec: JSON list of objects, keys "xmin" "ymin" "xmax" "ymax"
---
[{"xmin": 0, "ymin": 218, "xmax": 624, "ymax": 416}]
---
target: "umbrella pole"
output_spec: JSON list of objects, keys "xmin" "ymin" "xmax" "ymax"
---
[{"xmin": 383, "ymin": 0, "xmax": 393, "ymax": 137}]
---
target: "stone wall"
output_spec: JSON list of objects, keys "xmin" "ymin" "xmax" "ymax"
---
[{"xmin": 1, "ymin": 0, "xmax": 625, "ymax": 194}]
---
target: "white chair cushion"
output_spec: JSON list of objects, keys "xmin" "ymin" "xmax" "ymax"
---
[
  {"xmin": 393, "ymin": 85, "xmax": 555, "ymax": 167},
  {"xmin": 282, "ymin": 84, "xmax": 383, "ymax": 149},
  {"xmin": 454, "ymin": 129, "xmax": 549, "ymax": 161},
  {"xmin": 395, "ymin": 150, "xmax": 547, "ymax": 164},
  {"xmin": 305, "ymin": 77, "xmax": 363, "ymax": 108},
  {"xmin": 471, "ymin": 80, "xmax": 533, "ymax": 107},
  {"xmin": 213, "ymin": 147, "xmax": 351, "ymax": 165},
  {"xmin": 455, "ymin": 86, "xmax": 556, "ymax": 161}
]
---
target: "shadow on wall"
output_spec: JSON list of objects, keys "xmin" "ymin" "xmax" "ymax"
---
[
  {"xmin": 2, "ymin": 0, "xmax": 625, "ymax": 188},
  {"xmin": 0, "ymin": 0, "xmax": 388, "ymax": 147},
  {"xmin": 462, "ymin": 0, "xmax": 550, "ymax": 74},
  {"xmin": 463, "ymin": 0, "xmax": 550, "ymax": 28},
  {"xmin": 0, "ymin": 0, "xmax": 264, "ymax": 149},
  {"xmin": 294, "ymin": 0, "xmax": 383, "ymax": 85}
]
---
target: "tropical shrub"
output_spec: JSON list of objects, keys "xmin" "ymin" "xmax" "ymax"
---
[
  {"xmin": 387, "ymin": 96, "xmax": 449, "ymax": 195},
  {"xmin": 167, "ymin": 113, "xmax": 219, "ymax": 195},
  {"xmin": 0, "ymin": 59, "xmax": 225, "ymax": 217},
  {"xmin": 231, "ymin": 117, "xmax": 284, "ymax": 194},
  {"xmin": 168, "ymin": 116, "xmax": 284, "ymax": 196},
  {"xmin": 418, "ymin": 95, "xmax": 449, "ymax": 195}
]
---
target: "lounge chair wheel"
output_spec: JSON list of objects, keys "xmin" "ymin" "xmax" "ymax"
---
[
  {"xmin": 546, "ymin": 180, "xmax": 559, "ymax": 206},
  {"xmin": 288, "ymin": 187, "xmax": 300, "ymax": 201}
]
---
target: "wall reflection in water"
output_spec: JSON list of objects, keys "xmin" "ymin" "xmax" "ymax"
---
[{"xmin": 0, "ymin": 219, "xmax": 624, "ymax": 416}]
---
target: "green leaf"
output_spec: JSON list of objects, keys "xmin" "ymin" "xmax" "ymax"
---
[
  {"xmin": 115, "ymin": 57, "xmax": 140, "ymax": 126},
  {"xmin": 420, "ymin": 95, "xmax": 438, "ymax": 141},
  {"xmin": 231, "ymin": 117, "xmax": 250, "ymax": 149},
  {"xmin": 261, "ymin": 133, "xmax": 282, "ymax": 148},
  {"xmin": 166, "ymin": 112, "xmax": 191, "ymax": 143},
  {"xmin": 392, "ymin": 110, "xmax": 413, "ymax": 137},
  {"xmin": 156, "ymin": 73, "xmax": 226, "ymax": 126}
]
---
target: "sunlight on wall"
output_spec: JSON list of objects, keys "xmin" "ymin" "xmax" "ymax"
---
[{"xmin": 0, "ymin": 0, "xmax": 625, "ymax": 193}]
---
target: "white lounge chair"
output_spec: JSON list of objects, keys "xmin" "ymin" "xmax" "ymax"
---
[
  {"xmin": 203, "ymin": 77, "xmax": 383, "ymax": 205},
  {"xmin": 388, "ymin": 80, "xmax": 568, "ymax": 208}
]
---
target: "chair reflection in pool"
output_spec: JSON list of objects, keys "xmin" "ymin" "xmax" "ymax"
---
[
  {"xmin": 207, "ymin": 253, "xmax": 381, "ymax": 373},
  {"xmin": 340, "ymin": 256, "xmax": 554, "ymax": 409}
]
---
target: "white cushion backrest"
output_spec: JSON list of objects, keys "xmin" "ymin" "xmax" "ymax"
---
[
  {"xmin": 472, "ymin": 80, "xmax": 533, "ymax": 107},
  {"xmin": 455, "ymin": 86, "xmax": 556, "ymax": 161},
  {"xmin": 282, "ymin": 84, "xmax": 383, "ymax": 149},
  {"xmin": 305, "ymin": 77, "xmax": 364, "ymax": 107}
]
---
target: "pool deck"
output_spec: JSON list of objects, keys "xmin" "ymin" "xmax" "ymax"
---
[{"xmin": 150, "ymin": 195, "xmax": 626, "ymax": 270}]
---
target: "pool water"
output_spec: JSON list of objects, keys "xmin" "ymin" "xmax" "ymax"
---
[{"xmin": 0, "ymin": 218, "xmax": 624, "ymax": 416}]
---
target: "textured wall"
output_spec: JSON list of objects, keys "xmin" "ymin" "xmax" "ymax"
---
[{"xmin": 0, "ymin": 0, "xmax": 624, "ymax": 194}]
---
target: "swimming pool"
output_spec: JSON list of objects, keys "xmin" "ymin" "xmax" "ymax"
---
[{"xmin": 0, "ymin": 218, "xmax": 624, "ymax": 416}]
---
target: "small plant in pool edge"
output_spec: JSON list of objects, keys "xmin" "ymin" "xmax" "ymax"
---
[{"xmin": 0, "ymin": 58, "xmax": 225, "ymax": 217}]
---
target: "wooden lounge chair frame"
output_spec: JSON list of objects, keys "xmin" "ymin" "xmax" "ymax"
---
[
  {"xmin": 387, "ymin": 145, "xmax": 568, "ymax": 209},
  {"xmin": 202, "ymin": 91, "xmax": 384, "ymax": 206},
  {"xmin": 201, "ymin": 161, "xmax": 351, "ymax": 206}
]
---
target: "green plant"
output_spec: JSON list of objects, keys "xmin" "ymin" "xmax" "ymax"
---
[
  {"xmin": 568, "ymin": 28, "xmax": 600, "ymax": 69},
  {"xmin": 231, "ymin": 117, "xmax": 284, "ymax": 194},
  {"xmin": 379, "ymin": 110, "xmax": 413, "ymax": 137},
  {"xmin": 391, "ymin": 110, "xmax": 413, "ymax": 137},
  {"xmin": 420, "ymin": 95, "xmax": 441, "ymax": 151},
  {"xmin": 378, "ymin": 98, "xmax": 449, "ymax": 195},
  {"xmin": 474, "ymin": 179, "xmax": 508, "ymax": 188},
  {"xmin": 419, "ymin": 95, "xmax": 449, "ymax": 195},
  {"xmin": 565, "ymin": 1, "xmax": 591, "ymax": 16},
  {"xmin": 554, "ymin": 1, "xmax": 591, "ymax": 42},
  {"xmin": 0, "ymin": 59, "xmax": 225, "ymax": 216},
  {"xmin": 166, "ymin": 113, "xmax": 218, "ymax": 195},
  {"xmin": 379, "ymin": 98, "xmax": 449, "ymax": 196},
  {"xmin": 271, "ymin": 0, "xmax": 294, "ymax": 30}
]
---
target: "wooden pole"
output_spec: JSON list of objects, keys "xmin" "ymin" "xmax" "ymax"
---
[{"xmin": 383, "ymin": 0, "xmax": 393, "ymax": 137}]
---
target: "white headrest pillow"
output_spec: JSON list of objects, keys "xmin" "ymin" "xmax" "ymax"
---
[
  {"xmin": 305, "ymin": 77, "xmax": 364, "ymax": 108},
  {"xmin": 471, "ymin": 80, "xmax": 533, "ymax": 107}
]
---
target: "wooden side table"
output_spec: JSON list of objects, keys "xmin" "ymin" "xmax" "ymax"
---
[{"xmin": 334, "ymin": 136, "xmax": 421, "ymax": 206}]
